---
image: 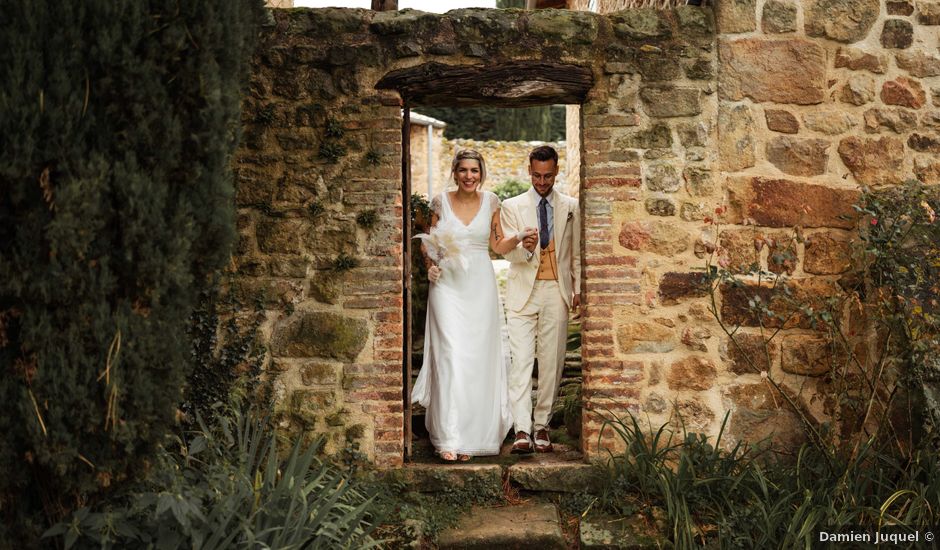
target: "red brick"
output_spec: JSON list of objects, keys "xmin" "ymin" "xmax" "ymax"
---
[
  {"xmin": 584, "ymin": 177, "xmax": 642, "ymax": 189},
  {"xmin": 586, "ymin": 164, "xmax": 642, "ymax": 177},
  {"xmin": 585, "ymin": 255, "xmax": 639, "ymax": 267},
  {"xmin": 585, "ymin": 266, "xmax": 640, "ymax": 279},
  {"xmin": 375, "ymin": 310, "xmax": 402, "ymax": 322},
  {"xmin": 347, "ymin": 390, "xmax": 401, "ymax": 401},
  {"xmin": 586, "ymin": 281, "xmax": 642, "ymax": 293},
  {"xmin": 589, "ymin": 293, "xmax": 643, "ymax": 306},
  {"xmin": 583, "ymin": 333, "xmax": 615, "ymax": 346},
  {"xmin": 375, "ymin": 350, "xmax": 403, "ymax": 361}
]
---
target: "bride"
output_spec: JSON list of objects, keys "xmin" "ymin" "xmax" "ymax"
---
[{"xmin": 412, "ymin": 150, "xmax": 536, "ymax": 462}]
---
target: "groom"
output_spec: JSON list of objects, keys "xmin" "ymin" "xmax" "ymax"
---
[{"xmin": 500, "ymin": 145, "xmax": 581, "ymax": 454}]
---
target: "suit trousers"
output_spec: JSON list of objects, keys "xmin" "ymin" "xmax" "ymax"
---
[{"xmin": 507, "ymin": 279, "xmax": 569, "ymax": 435}]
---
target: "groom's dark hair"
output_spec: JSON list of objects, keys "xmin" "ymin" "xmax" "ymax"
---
[{"xmin": 529, "ymin": 145, "xmax": 558, "ymax": 165}]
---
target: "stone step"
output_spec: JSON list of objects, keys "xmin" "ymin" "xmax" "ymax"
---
[
  {"xmin": 384, "ymin": 463, "xmax": 503, "ymax": 494},
  {"xmin": 437, "ymin": 501, "xmax": 566, "ymax": 550},
  {"xmin": 579, "ymin": 512, "xmax": 667, "ymax": 550},
  {"xmin": 508, "ymin": 461, "xmax": 605, "ymax": 493}
]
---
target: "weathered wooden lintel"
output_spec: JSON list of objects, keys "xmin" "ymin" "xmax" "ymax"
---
[{"xmin": 376, "ymin": 61, "xmax": 594, "ymax": 107}]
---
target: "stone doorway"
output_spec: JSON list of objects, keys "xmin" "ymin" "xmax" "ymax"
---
[
  {"xmin": 378, "ymin": 60, "xmax": 593, "ymax": 461},
  {"xmin": 239, "ymin": 7, "xmax": 717, "ymax": 468}
]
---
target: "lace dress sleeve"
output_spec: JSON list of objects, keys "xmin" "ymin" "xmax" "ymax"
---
[
  {"xmin": 487, "ymin": 191, "xmax": 501, "ymax": 212},
  {"xmin": 430, "ymin": 193, "xmax": 442, "ymax": 217}
]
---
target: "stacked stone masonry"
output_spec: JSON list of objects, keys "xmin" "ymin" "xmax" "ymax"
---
[{"xmin": 236, "ymin": 1, "xmax": 940, "ymax": 465}]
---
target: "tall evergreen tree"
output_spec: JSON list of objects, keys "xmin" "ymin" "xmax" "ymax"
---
[{"xmin": 0, "ymin": 0, "xmax": 263, "ymax": 542}]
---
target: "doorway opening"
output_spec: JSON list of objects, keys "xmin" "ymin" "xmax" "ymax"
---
[{"xmin": 379, "ymin": 61, "xmax": 592, "ymax": 462}]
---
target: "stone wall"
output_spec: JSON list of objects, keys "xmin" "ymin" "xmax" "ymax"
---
[
  {"xmin": 436, "ymin": 138, "xmax": 568, "ymax": 195},
  {"xmin": 567, "ymin": 0, "xmax": 940, "ymax": 449},
  {"xmin": 235, "ymin": 3, "xmax": 936, "ymax": 466}
]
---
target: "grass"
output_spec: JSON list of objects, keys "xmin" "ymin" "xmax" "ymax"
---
[{"xmin": 583, "ymin": 412, "xmax": 940, "ymax": 549}]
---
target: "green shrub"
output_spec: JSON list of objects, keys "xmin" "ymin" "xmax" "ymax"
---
[
  {"xmin": 0, "ymin": 0, "xmax": 264, "ymax": 542},
  {"xmin": 491, "ymin": 178, "xmax": 530, "ymax": 202},
  {"xmin": 45, "ymin": 408, "xmax": 381, "ymax": 549},
  {"xmin": 592, "ymin": 413, "xmax": 940, "ymax": 549}
]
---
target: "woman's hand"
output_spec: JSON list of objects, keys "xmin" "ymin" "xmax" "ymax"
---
[{"xmin": 428, "ymin": 265, "xmax": 442, "ymax": 283}]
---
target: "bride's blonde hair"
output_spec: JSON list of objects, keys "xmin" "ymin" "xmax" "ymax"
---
[{"xmin": 450, "ymin": 149, "xmax": 487, "ymax": 186}]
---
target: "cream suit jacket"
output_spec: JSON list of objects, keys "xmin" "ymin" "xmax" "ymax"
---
[{"xmin": 500, "ymin": 188, "xmax": 581, "ymax": 312}]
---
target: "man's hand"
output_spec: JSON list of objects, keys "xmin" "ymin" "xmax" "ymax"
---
[
  {"xmin": 572, "ymin": 293, "xmax": 581, "ymax": 318},
  {"xmin": 522, "ymin": 229, "xmax": 538, "ymax": 253},
  {"xmin": 428, "ymin": 265, "xmax": 442, "ymax": 283}
]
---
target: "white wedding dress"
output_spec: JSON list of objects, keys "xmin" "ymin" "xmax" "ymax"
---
[{"xmin": 412, "ymin": 190, "xmax": 514, "ymax": 456}]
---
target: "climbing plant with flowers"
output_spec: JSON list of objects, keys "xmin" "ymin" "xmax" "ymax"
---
[{"xmin": 693, "ymin": 185, "xmax": 940, "ymax": 459}]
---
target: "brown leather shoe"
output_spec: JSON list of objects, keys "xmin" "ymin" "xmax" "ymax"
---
[
  {"xmin": 510, "ymin": 431, "xmax": 533, "ymax": 454},
  {"xmin": 534, "ymin": 429, "xmax": 553, "ymax": 453}
]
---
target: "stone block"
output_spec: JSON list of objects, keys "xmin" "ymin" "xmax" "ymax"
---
[
  {"xmin": 525, "ymin": 9, "xmax": 600, "ymax": 45},
  {"xmin": 922, "ymin": 111, "xmax": 940, "ymax": 129},
  {"xmin": 914, "ymin": 156, "xmax": 940, "ymax": 183},
  {"xmin": 580, "ymin": 512, "xmax": 666, "ymax": 550},
  {"xmin": 762, "ymin": 0, "xmax": 797, "ymax": 33},
  {"xmin": 681, "ymin": 326, "xmax": 712, "ymax": 352},
  {"xmin": 765, "ymin": 109, "xmax": 799, "ymax": 133},
  {"xmin": 673, "ymin": 400, "xmax": 716, "ymax": 431},
  {"xmin": 887, "ymin": 0, "xmax": 915, "ymax": 14},
  {"xmin": 724, "ymin": 383, "xmax": 805, "ymax": 450},
  {"xmin": 838, "ymin": 136, "xmax": 905, "ymax": 185},
  {"xmin": 881, "ymin": 76, "xmax": 927, "ymax": 108},
  {"xmin": 918, "ymin": 1, "xmax": 940, "ymax": 24},
  {"xmin": 618, "ymin": 321, "xmax": 677, "ymax": 354},
  {"xmin": 767, "ymin": 236, "xmax": 798, "ymax": 275},
  {"xmin": 805, "ymin": 0, "xmax": 880, "ymax": 43},
  {"xmin": 682, "ymin": 57, "xmax": 713, "ymax": 80},
  {"xmin": 895, "ymin": 51, "xmax": 940, "ymax": 77},
  {"xmin": 719, "ymin": 229, "xmax": 761, "ymax": 274},
  {"xmin": 667, "ymin": 356, "xmax": 718, "ymax": 391},
  {"xmin": 834, "ymin": 47, "xmax": 887, "ymax": 73},
  {"xmin": 256, "ymin": 219, "xmax": 305, "ymax": 254},
  {"xmin": 387, "ymin": 463, "xmax": 503, "ymax": 493},
  {"xmin": 804, "ymin": 232, "xmax": 852, "ymax": 274},
  {"xmin": 618, "ymin": 221, "xmax": 689, "ymax": 255},
  {"xmin": 677, "ymin": 121, "xmax": 709, "ymax": 147},
  {"xmin": 716, "ymin": 0, "xmax": 757, "ymax": 33},
  {"xmin": 881, "ymin": 19, "xmax": 914, "ymax": 49},
  {"xmin": 645, "ymin": 198, "xmax": 676, "ymax": 216},
  {"xmin": 640, "ymin": 86, "xmax": 702, "ymax": 118},
  {"xmin": 645, "ymin": 163, "xmax": 680, "ymax": 192},
  {"xmin": 720, "ymin": 278, "xmax": 841, "ymax": 329},
  {"xmin": 636, "ymin": 48, "xmax": 684, "ymax": 81},
  {"xmin": 300, "ymin": 362, "xmax": 340, "ymax": 385},
  {"xmin": 272, "ymin": 311, "xmax": 369, "ymax": 360},
  {"xmin": 765, "ymin": 136, "xmax": 830, "ymax": 176},
  {"xmin": 726, "ymin": 177, "xmax": 859, "ymax": 229},
  {"xmin": 863, "ymin": 108, "xmax": 918, "ymax": 133},
  {"xmin": 908, "ymin": 133, "xmax": 940, "ymax": 153},
  {"xmin": 616, "ymin": 123, "xmax": 673, "ymax": 149},
  {"xmin": 840, "ymin": 74, "xmax": 876, "ymax": 105},
  {"xmin": 781, "ymin": 335, "xmax": 843, "ymax": 376},
  {"xmin": 717, "ymin": 103, "xmax": 755, "ymax": 171},
  {"xmin": 719, "ymin": 39, "xmax": 826, "ymax": 105},
  {"xmin": 508, "ymin": 463, "xmax": 605, "ymax": 493},
  {"xmin": 802, "ymin": 111, "xmax": 857, "ymax": 135},
  {"xmin": 658, "ymin": 272, "xmax": 710, "ymax": 304},
  {"xmin": 684, "ymin": 167, "xmax": 715, "ymax": 197},
  {"xmin": 680, "ymin": 202, "xmax": 706, "ymax": 221},
  {"xmin": 609, "ymin": 9, "xmax": 672, "ymax": 40},
  {"xmin": 720, "ymin": 332, "xmax": 777, "ymax": 375}
]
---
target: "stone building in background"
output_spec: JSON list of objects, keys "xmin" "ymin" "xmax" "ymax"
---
[{"xmin": 408, "ymin": 112, "xmax": 447, "ymax": 198}]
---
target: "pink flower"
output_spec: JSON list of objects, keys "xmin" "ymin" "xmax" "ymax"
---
[{"xmin": 870, "ymin": 218, "xmax": 878, "ymax": 226}]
